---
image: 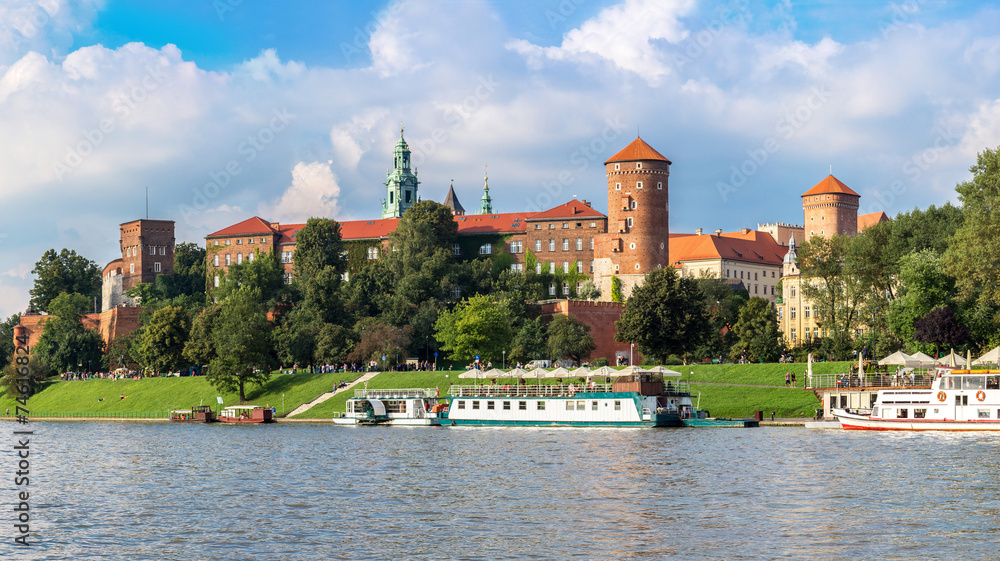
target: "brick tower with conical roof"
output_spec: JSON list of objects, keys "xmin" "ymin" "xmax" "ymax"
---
[
  {"xmin": 593, "ymin": 137, "xmax": 671, "ymax": 300},
  {"xmin": 801, "ymin": 175, "xmax": 859, "ymax": 239}
]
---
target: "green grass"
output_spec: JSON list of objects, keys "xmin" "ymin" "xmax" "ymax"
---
[
  {"xmin": 3, "ymin": 370, "xmax": 360, "ymax": 418},
  {"xmin": 682, "ymin": 361, "xmax": 854, "ymax": 386},
  {"xmin": 689, "ymin": 384, "xmax": 819, "ymax": 419}
]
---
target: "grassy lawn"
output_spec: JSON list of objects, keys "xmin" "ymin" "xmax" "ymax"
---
[
  {"xmin": 682, "ymin": 361, "xmax": 854, "ymax": 386},
  {"xmin": 2, "ymin": 370, "xmax": 360, "ymax": 418},
  {"xmin": 689, "ymin": 384, "xmax": 820, "ymax": 419}
]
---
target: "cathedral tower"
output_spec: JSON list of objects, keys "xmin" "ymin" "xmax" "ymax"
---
[
  {"xmin": 801, "ymin": 175, "xmax": 859, "ymax": 239},
  {"xmin": 382, "ymin": 128, "xmax": 420, "ymax": 218}
]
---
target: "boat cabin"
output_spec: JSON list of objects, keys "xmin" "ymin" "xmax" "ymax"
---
[{"xmin": 219, "ymin": 405, "xmax": 274, "ymax": 423}]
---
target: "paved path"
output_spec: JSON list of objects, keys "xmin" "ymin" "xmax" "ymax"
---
[{"xmin": 287, "ymin": 371, "xmax": 380, "ymax": 417}]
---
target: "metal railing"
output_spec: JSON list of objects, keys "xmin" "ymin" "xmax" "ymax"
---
[
  {"xmin": 354, "ymin": 388, "xmax": 438, "ymax": 399},
  {"xmin": 446, "ymin": 382, "xmax": 691, "ymax": 397},
  {"xmin": 24, "ymin": 411, "xmax": 171, "ymax": 419},
  {"xmin": 805, "ymin": 372, "xmax": 935, "ymax": 390}
]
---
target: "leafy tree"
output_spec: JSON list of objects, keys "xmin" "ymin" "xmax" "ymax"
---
[
  {"xmin": 797, "ymin": 234, "xmax": 864, "ymax": 359},
  {"xmin": 207, "ymin": 287, "xmax": 274, "ymax": 402},
  {"xmin": 914, "ymin": 306, "xmax": 969, "ymax": 355},
  {"xmin": 577, "ymin": 280, "xmax": 601, "ymax": 301},
  {"xmin": 347, "ymin": 322, "xmax": 411, "ymax": 368},
  {"xmin": 215, "ymin": 250, "xmax": 285, "ymax": 305},
  {"xmin": 693, "ymin": 274, "xmax": 747, "ymax": 360},
  {"xmin": 315, "ymin": 323, "xmax": 352, "ymax": 365},
  {"xmin": 730, "ymin": 297, "xmax": 782, "ymax": 363},
  {"xmin": 434, "ymin": 294, "xmax": 513, "ymax": 365},
  {"xmin": 104, "ymin": 331, "xmax": 141, "ymax": 371},
  {"xmin": 0, "ymin": 314, "xmax": 21, "ymax": 371},
  {"xmin": 183, "ymin": 304, "xmax": 222, "ymax": 367},
  {"xmin": 546, "ymin": 314, "xmax": 596, "ymax": 365},
  {"xmin": 173, "ymin": 242, "xmax": 207, "ymax": 297},
  {"xmin": 293, "ymin": 217, "xmax": 348, "ymax": 285},
  {"xmin": 615, "ymin": 268, "xmax": 711, "ymax": 364},
  {"xmin": 30, "ymin": 249, "xmax": 101, "ymax": 312},
  {"xmin": 2, "ymin": 355, "xmax": 52, "ymax": 399},
  {"xmin": 137, "ymin": 306, "xmax": 192, "ymax": 373},
  {"xmin": 33, "ymin": 292, "xmax": 104, "ymax": 373},
  {"xmin": 887, "ymin": 249, "xmax": 954, "ymax": 344},
  {"xmin": 509, "ymin": 317, "xmax": 547, "ymax": 365}
]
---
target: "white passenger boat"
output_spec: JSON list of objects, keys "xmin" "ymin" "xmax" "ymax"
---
[
  {"xmin": 334, "ymin": 388, "xmax": 444, "ymax": 426},
  {"xmin": 441, "ymin": 372, "xmax": 695, "ymax": 427},
  {"xmin": 834, "ymin": 369, "xmax": 1000, "ymax": 431}
]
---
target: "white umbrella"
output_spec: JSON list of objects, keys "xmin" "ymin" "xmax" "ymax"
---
[
  {"xmin": 506, "ymin": 367, "xmax": 530, "ymax": 378},
  {"xmin": 645, "ymin": 365, "xmax": 683, "ymax": 377},
  {"xmin": 484, "ymin": 368, "xmax": 505, "ymax": 378},
  {"xmin": 527, "ymin": 367, "xmax": 548, "ymax": 379},
  {"xmin": 590, "ymin": 366, "xmax": 616, "ymax": 378},
  {"xmin": 973, "ymin": 345, "xmax": 1000, "ymax": 366},
  {"xmin": 909, "ymin": 351, "xmax": 938, "ymax": 367},
  {"xmin": 458, "ymin": 368, "xmax": 483, "ymax": 379},
  {"xmin": 878, "ymin": 351, "xmax": 918, "ymax": 367},
  {"xmin": 544, "ymin": 367, "xmax": 571, "ymax": 378},
  {"xmin": 938, "ymin": 349, "xmax": 966, "ymax": 367},
  {"xmin": 569, "ymin": 367, "xmax": 591, "ymax": 377}
]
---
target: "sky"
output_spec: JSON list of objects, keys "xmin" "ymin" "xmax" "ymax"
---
[{"xmin": 1, "ymin": 0, "xmax": 999, "ymax": 319}]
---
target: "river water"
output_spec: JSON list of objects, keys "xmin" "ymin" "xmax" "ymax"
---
[{"xmin": 4, "ymin": 422, "xmax": 999, "ymax": 560}]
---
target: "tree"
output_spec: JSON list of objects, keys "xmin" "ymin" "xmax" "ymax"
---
[
  {"xmin": 693, "ymin": 274, "xmax": 747, "ymax": 360},
  {"xmin": 2, "ymin": 355, "xmax": 51, "ymax": 399},
  {"xmin": 546, "ymin": 314, "xmax": 596, "ymax": 365},
  {"xmin": 577, "ymin": 280, "xmax": 601, "ymax": 301},
  {"xmin": 914, "ymin": 306, "xmax": 969, "ymax": 356},
  {"xmin": 173, "ymin": 242, "xmax": 207, "ymax": 297},
  {"xmin": 137, "ymin": 306, "xmax": 192, "ymax": 373},
  {"xmin": 215, "ymin": 250, "xmax": 285, "ymax": 305},
  {"xmin": 183, "ymin": 304, "xmax": 222, "ymax": 367},
  {"xmin": 434, "ymin": 295, "xmax": 513, "ymax": 365},
  {"xmin": 207, "ymin": 287, "xmax": 274, "ymax": 402},
  {"xmin": 347, "ymin": 322, "xmax": 411, "ymax": 368},
  {"xmin": 30, "ymin": 249, "xmax": 101, "ymax": 312},
  {"xmin": 615, "ymin": 268, "xmax": 711, "ymax": 364},
  {"xmin": 0, "ymin": 314, "xmax": 21, "ymax": 371},
  {"xmin": 797, "ymin": 234, "xmax": 865, "ymax": 359},
  {"xmin": 611, "ymin": 276, "xmax": 623, "ymax": 303},
  {"xmin": 104, "ymin": 331, "xmax": 141, "ymax": 371},
  {"xmin": 293, "ymin": 217, "xmax": 348, "ymax": 286},
  {"xmin": 730, "ymin": 297, "xmax": 782, "ymax": 363},
  {"xmin": 33, "ymin": 292, "xmax": 104, "ymax": 373},
  {"xmin": 888, "ymin": 249, "xmax": 955, "ymax": 345},
  {"xmin": 509, "ymin": 318, "xmax": 547, "ymax": 365}
]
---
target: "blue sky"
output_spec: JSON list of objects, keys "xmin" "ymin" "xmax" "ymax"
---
[{"xmin": 1, "ymin": 0, "xmax": 999, "ymax": 319}]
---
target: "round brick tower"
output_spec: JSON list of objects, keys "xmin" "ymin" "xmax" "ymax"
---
[
  {"xmin": 801, "ymin": 175, "xmax": 859, "ymax": 239},
  {"xmin": 594, "ymin": 137, "xmax": 671, "ymax": 299}
]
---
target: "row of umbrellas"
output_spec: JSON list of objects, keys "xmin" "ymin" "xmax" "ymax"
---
[
  {"xmin": 457, "ymin": 365, "xmax": 683, "ymax": 379},
  {"xmin": 877, "ymin": 346, "xmax": 1000, "ymax": 368}
]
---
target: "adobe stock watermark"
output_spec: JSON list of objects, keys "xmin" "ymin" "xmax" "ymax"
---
[
  {"xmin": 4, "ymin": 0, "xmax": 60, "ymax": 53},
  {"xmin": 339, "ymin": 0, "xmax": 406, "ymax": 63},
  {"xmin": 672, "ymin": 0, "xmax": 750, "ymax": 71},
  {"xmin": 409, "ymin": 75, "xmax": 500, "ymax": 169},
  {"xmin": 717, "ymin": 85, "xmax": 833, "ymax": 202},
  {"xmin": 179, "ymin": 107, "xmax": 295, "ymax": 225},
  {"xmin": 214, "ymin": 0, "xmax": 244, "ymax": 22},
  {"xmin": 861, "ymin": 124, "xmax": 960, "ymax": 215},
  {"xmin": 543, "ymin": 0, "xmax": 587, "ymax": 29},
  {"xmin": 525, "ymin": 116, "xmax": 626, "ymax": 213},
  {"xmin": 880, "ymin": 0, "xmax": 927, "ymax": 38},
  {"xmin": 51, "ymin": 64, "xmax": 171, "ymax": 182}
]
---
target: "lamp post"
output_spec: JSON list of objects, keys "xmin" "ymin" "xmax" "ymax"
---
[
  {"xmin": 503, "ymin": 350, "xmax": 506, "ymax": 370},
  {"xmin": 630, "ymin": 343, "xmax": 634, "ymax": 367}
]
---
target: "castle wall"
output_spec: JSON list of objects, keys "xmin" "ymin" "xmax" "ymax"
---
[{"xmin": 538, "ymin": 299, "xmax": 640, "ymax": 365}]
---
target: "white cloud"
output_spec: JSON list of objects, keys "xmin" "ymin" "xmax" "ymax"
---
[{"xmin": 259, "ymin": 162, "xmax": 342, "ymax": 224}]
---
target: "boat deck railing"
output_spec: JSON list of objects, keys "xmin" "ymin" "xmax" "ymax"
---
[
  {"xmin": 447, "ymin": 382, "xmax": 691, "ymax": 398},
  {"xmin": 354, "ymin": 388, "xmax": 438, "ymax": 399},
  {"xmin": 806, "ymin": 373, "xmax": 935, "ymax": 390}
]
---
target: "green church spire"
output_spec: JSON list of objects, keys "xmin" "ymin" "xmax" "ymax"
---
[
  {"xmin": 382, "ymin": 126, "xmax": 420, "ymax": 218},
  {"xmin": 479, "ymin": 164, "xmax": 493, "ymax": 214}
]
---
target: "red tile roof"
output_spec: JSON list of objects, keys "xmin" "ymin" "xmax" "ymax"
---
[
  {"xmin": 605, "ymin": 137, "xmax": 671, "ymax": 165},
  {"xmin": 670, "ymin": 230, "xmax": 788, "ymax": 266},
  {"xmin": 858, "ymin": 211, "xmax": 889, "ymax": 231},
  {"xmin": 206, "ymin": 216, "xmax": 276, "ymax": 238},
  {"xmin": 801, "ymin": 175, "xmax": 860, "ymax": 197},
  {"xmin": 527, "ymin": 200, "xmax": 604, "ymax": 221},
  {"xmin": 454, "ymin": 212, "xmax": 530, "ymax": 234}
]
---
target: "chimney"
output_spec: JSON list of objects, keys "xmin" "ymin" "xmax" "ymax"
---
[
  {"xmin": 695, "ymin": 228, "xmax": 703, "ymax": 235},
  {"xmin": 583, "ymin": 200, "xmax": 591, "ymax": 208},
  {"xmin": 715, "ymin": 229, "xmax": 722, "ymax": 236}
]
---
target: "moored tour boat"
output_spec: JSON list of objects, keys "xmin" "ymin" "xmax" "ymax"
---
[
  {"xmin": 834, "ymin": 369, "xmax": 1000, "ymax": 431},
  {"xmin": 169, "ymin": 405, "xmax": 218, "ymax": 423},
  {"xmin": 334, "ymin": 388, "xmax": 443, "ymax": 425},
  {"xmin": 443, "ymin": 372, "xmax": 694, "ymax": 427},
  {"xmin": 219, "ymin": 405, "xmax": 275, "ymax": 424}
]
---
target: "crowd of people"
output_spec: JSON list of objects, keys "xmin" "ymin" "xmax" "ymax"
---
[{"xmin": 60, "ymin": 370, "xmax": 143, "ymax": 381}]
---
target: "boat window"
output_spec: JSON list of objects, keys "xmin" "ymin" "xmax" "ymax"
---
[
  {"xmin": 978, "ymin": 409, "xmax": 990, "ymax": 419},
  {"xmin": 457, "ymin": 400, "xmax": 465, "ymax": 410},
  {"xmin": 503, "ymin": 401, "xmax": 511, "ymax": 410},
  {"xmin": 519, "ymin": 401, "xmax": 527, "ymax": 410},
  {"xmin": 913, "ymin": 408, "xmax": 926, "ymax": 418},
  {"xmin": 566, "ymin": 401, "xmax": 574, "ymax": 411},
  {"xmin": 988, "ymin": 376, "xmax": 999, "ymax": 389},
  {"xmin": 487, "ymin": 401, "xmax": 495, "ymax": 410},
  {"xmin": 614, "ymin": 400, "xmax": 621, "ymax": 411},
  {"xmin": 472, "ymin": 401, "xmax": 480, "ymax": 410},
  {"xmin": 871, "ymin": 407, "xmax": 879, "ymax": 417},
  {"xmin": 577, "ymin": 401, "xmax": 585, "ymax": 410},
  {"xmin": 955, "ymin": 395, "xmax": 968, "ymax": 406},
  {"xmin": 897, "ymin": 409, "xmax": 908, "ymax": 418},
  {"xmin": 592, "ymin": 401, "xmax": 598, "ymax": 411},
  {"xmin": 538, "ymin": 401, "xmax": 545, "ymax": 411},
  {"xmin": 943, "ymin": 377, "xmax": 961, "ymax": 390},
  {"xmin": 964, "ymin": 376, "xmax": 986, "ymax": 390}
]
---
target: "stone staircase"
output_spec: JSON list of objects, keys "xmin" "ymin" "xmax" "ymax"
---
[{"xmin": 286, "ymin": 371, "xmax": 380, "ymax": 418}]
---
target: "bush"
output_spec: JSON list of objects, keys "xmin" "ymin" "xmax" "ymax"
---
[{"xmin": 590, "ymin": 357, "xmax": 609, "ymax": 367}]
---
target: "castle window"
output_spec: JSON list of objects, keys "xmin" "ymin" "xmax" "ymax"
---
[
  {"xmin": 130, "ymin": 263, "xmax": 134, "ymax": 274},
  {"xmin": 790, "ymin": 286, "xmax": 796, "ymax": 297},
  {"xmin": 576, "ymin": 262, "xmax": 583, "ymax": 273},
  {"xmin": 160, "ymin": 246, "xmax": 166, "ymax": 255},
  {"xmin": 284, "ymin": 273, "xmax": 293, "ymax": 285},
  {"xmin": 576, "ymin": 238, "xmax": 583, "ymax": 251},
  {"xmin": 536, "ymin": 263, "xmax": 542, "ymax": 274},
  {"xmin": 615, "ymin": 164, "xmax": 620, "ymax": 170},
  {"xmin": 534, "ymin": 224, "xmax": 541, "ymax": 230},
  {"xmin": 562, "ymin": 239, "xmax": 569, "ymax": 251},
  {"xmin": 549, "ymin": 239, "xmax": 555, "ymax": 252},
  {"xmin": 631, "ymin": 201, "xmax": 638, "ymax": 209},
  {"xmin": 367, "ymin": 247, "xmax": 379, "ymax": 260},
  {"xmin": 510, "ymin": 241, "xmax": 522, "ymax": 253},
  {"xmin": 726, "ymin": 269, "xmax": 730, "ymax": 278},
  {"xmin": 635, "ymin": 264, "xmax": 640, "ymax": 270},
  {"xmin": 225, "ymin": 254, "xmax": 231, "ymax": 266},
  {"xmin": 636, "ymin": 182, "xmax": 643, "ymax": 189},
  {"xmin": 453, "ymin": 243, "xmax": 461, "ymax": 256},
  {"xmin": 590, "ymin": 238, "xmax": 594, "ymax": 250},
  {"xmin": 248, "ymin": 252, "xmax": 255, "ymax": 263},
  {"xmin": 805, "ymin": 306, "xmax": 810, "ymax": 318},
  {"xmin": 563, "ymin": 262, "xmax": 569, "ymax": 274},
  {"xmin": 626, "ymin": 217, "xmax": 633, "ymax": 227},
  {"xmin": 236, "ymin": 239, "xmax": 242, "ymax": 245},
  {"xmin": 213, "ymin": 255, "xmax": 219, "ymax": 267},
  {"xmin": 755, "ymin": 272, "xmax": 758, "ymax": 280},
  {"xmin": 226, "ymin": 240, "xmax": 230, "ymax": 245},
  {"xmin": 535, "ymin": 240, "xmax": 542, "ymax": 252},
  {"xmin": 549, "ymin": 262, "xmax": 556, "ymax": 274},
  {"xmin": 479, "ymin": 244, "xmax": 492, "ymax": 255},
  {"xmin": 511, "ymin": 264, "xmax": 523, "ymax": 273},
  {"xmin": 630, "ymin": 243, "xmax": 636, "ymax": 250},
  {"xmin": 213, "ymin": 241, "xmax": 219, "ymax": 246},
  {"xmin": 562, "ymin": 283, "xmax": 570, "ymax": 296},
  {"xmin": 149, "ymin": 246, "xmax": 155, "ymax": 255},
  {"xmin": 549, "ymin": 224, "xmax": 555, "ymax": 229},
  {"xmin": 248, "ymin": 238, "xmax": 254, "ymax": 244},
  {"xmin": 790, "ymin": 328, "xmax": 796, "ymax": 342},
  {"xmin": 154, "ymin": 262, "xmax": 161, "ymax": 273},
  {"xmin": 636, "ymin": 163, "xmax": 642, "ymax": 169},
  {"xmin": 549, "ymin": 283, "xmax": 556, "ymax": 296},
  {"xmin": 590, "ymin": 261, "xmax": 594, "ymax": 272},
  {"xmin": 590, "ymin": 222, "xmax": 596, "ymax": 228},
  {"xmin": 615, "ymin": 183, "xmax": 621, "ymax": 190},
  {"xmin": 577, "ymin": 281, "xmax": 584, "ymax": 293},
  {"xmin": 657, "ymin": 182, "xmax": 662, "ymax": 190},
  {"xmin": 791, "ymin": 307, "xmax": 796, "ymax": 319},
  {"xmin": 562, "ymin": 223, "xmax": 568, "ymax": 229},
  {"xmin": 213, "ymin": 275, "xmax": 220, "ymax": 288},
  {"xmin": 237, "ymin": 253, "xmax": 243, "ymax": 265}
]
